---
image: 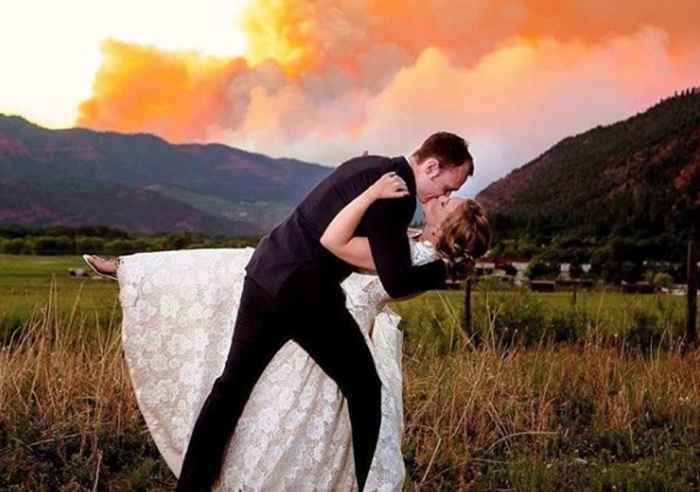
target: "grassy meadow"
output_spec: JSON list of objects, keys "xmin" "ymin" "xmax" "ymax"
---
[{"xmin": 1, "ymin": 254, "xmax": 699, "ymax": 491}]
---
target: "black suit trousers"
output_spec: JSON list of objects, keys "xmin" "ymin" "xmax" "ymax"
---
[{"xmin": 176, "ymin": 270, "xmax": 383, "ymax": 491}]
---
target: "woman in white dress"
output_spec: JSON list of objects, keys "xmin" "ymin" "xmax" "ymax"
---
[{"xmin": 84, "ymin": 174, "xmax": 490, "ymax": 491}]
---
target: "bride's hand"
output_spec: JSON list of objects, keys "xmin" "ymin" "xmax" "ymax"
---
[{"xmin": 366, "ymin": 172, "xmax": 409, "ymax": 201}]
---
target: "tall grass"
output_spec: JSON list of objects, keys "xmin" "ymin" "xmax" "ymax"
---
[
  {"xmin": 1, "ymin": 278, "xmax": 699, "ymax": 490},
  {"xmin": 0, "ymin": 280, "xmax": 173, "ymax": 491},
  {"xmin": 396, "ymin": 285, "xmax": 689, "ymax": 356},
  {"xmin": 396, "ymin": 287, "xmax": 700, "ymax": 490},
  {"xmin": 402, "ymin": 342, "xmax": 700, "ymax": 490}
]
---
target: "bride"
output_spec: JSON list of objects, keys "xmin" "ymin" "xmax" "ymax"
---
[{"xmin": 84, "ymin": 173, "xmax": 490, "ymax": 491}]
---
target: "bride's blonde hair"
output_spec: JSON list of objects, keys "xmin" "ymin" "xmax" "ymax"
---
[{"xmin": 434, "ymin": 199, "xmax": 491, "ymax": 271}]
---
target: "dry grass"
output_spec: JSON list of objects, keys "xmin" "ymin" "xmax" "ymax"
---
[
  {"xmin": 402, "ymin": 341, "xmax": 700, "ymax": 490},
  {"xmin": 1, "ymin": 280, "xmax": 700, "ymax": 490},
  {"xmin": 0, "ymin": 281, "xmax": 173, "ymax": 491}
]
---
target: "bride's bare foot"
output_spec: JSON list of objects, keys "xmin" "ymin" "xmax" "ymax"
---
[{"xmin": 83, "ymin": 254, "xmax": 119, "ymax": 280}]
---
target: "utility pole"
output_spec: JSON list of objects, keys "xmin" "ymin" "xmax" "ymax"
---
[{"xmin": 687, "ymin": 221, "xmax": 698, "ymax": 346}]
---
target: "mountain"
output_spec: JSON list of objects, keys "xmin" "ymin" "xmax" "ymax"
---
[
  {"xmin": 0, "ymin": 115, "xmax": 332, "ymax": 234},
  {"xmin": 476, "ymin": 88, "xmax": 700, "ymax": 256},
  {"xmin": 477, "ymin": 87, "xmax": 700, "ymax": 218},
  {"xmin": 0, "ymin": 176, "xmax": 260, "ymax": 236},
  {"xmin": 143, "ymin": 184, "xmax": 293, "ymax": 231}
]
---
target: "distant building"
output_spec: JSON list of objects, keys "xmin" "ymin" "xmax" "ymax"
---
[
  {"xmin": 560, "ymin": 263, "xmax": 571, "ymax": 280},
  {"xmin": 667, "ymin": 285, "xmax": 687, "ymax": 296},
  {"xmin": 471, "ymin": 257, "xmax": 532, "ymax": 285},
  {"xmin": 475, "ymin": 260, "xmax": 495, "ymax": 276},
  {"xmin": 489, "ymin": 257, "xmax": 531, "ymax": 286}
]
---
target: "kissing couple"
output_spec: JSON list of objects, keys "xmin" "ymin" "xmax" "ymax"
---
[{"xmin": 84, "ymin": 131, "xmax": 491, "ymax": 491}]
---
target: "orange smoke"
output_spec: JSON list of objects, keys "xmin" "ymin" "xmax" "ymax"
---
[
  {"xmin": 77, "ymin": 39, "xmax": 249, "ymax": 142},
  {"xmin": 76, "ymin": 0, "xmax": 700, "ymax": 187},
  {"xmin": 240, "ymin": 0, "xmax": 700, "ymax": 70},
  {"xmin": 242, "ymin": 0, "xmax": 314, "ymax": 75}
]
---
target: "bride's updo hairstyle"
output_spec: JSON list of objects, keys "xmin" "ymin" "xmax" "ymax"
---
[{"xmin": 435, "ymin": 199, "xmax": 491, "ymax": 272}]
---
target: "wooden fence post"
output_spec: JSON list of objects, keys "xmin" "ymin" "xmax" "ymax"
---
[
  {"xmin": 463, "ymin": 277, "xmax": 472, "ymax": 334},
  {"xmin": 687, "ymin": 222, "xmax": 698, "ymax": 346}
]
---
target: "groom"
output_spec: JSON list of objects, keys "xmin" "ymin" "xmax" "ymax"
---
[{"xmin": 177, "ymin": 132, "xmax": 474, "ymax": 491}]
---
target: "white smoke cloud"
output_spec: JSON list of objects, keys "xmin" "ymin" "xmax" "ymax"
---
[
  {"xmin": 210, "ymin": 27, "xmax": 696, "ymax": 196},
  {"xmin": 77, "ymin": 1, "xmax": 700, "ymax": 196}
]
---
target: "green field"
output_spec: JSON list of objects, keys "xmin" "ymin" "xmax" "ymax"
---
[
  {"xmin": 1, "ymin": 254, "xmax": 699, "ymax": 491},
  {"xmin": 1, "ymin": 254, "xmax": 691, "ymax": 343},
  {"xmin": 0, "ymin": 254, "xmax": 120, "ymax": 342}
]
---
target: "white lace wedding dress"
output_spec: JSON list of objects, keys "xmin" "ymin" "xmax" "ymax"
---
[{"xmin": 117, "ymin": 240, "xmax": 438, "ymax": 491}]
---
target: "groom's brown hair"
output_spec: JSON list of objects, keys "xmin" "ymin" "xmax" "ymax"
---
[{"xmin": 412, "ymin": 132, "xmax": 474, "ymax": 174}]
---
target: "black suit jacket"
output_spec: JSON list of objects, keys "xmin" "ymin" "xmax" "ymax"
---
[{"xmin": 245, "ymin": 155, "xmax": 447, "ymax": 299}]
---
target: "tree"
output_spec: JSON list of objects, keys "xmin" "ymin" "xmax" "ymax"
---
[
  {"xmin": 76, "ymin": 236, "xmax": 106, "ymax": 254},
  {"xmin": 34, "ymin": 236, "xmax": 74, "ymax": 255},
  {"xmin": 104, "ymin": 239, "xmax": 137, "ymax": 256},
  {"xmin": 2, "ymin": 238, "xmax": 27, "ymax": 254},
  {"xmin": 652, "ymin": 272, "xmax": 674, "ymax": 291},
  {"xmin": 525, "ymin": 257, "xmax": 559, "ymax": 280}
]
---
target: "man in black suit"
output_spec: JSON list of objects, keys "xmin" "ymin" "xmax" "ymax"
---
[{"xmin": 176, "ymin": 132, "xmax": 474, "ymax": 491}]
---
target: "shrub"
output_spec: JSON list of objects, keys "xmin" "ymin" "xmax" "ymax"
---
[
  {"xmin": 526, "ymin": 258, "xmax": 560, "ymax": 280},
  {"xmin": 33, "ymin": 236, "xmax": 74, "ymax": 255},
  {"xmin": 625, "ymin": 309, "xmax": 663, "ymax": 353},
  {"xmin": 103, "ymin": 239, "xmax": 138, "ymax": 255},
  {"xmin": 652, "ymin": 272, "xmax": 674, "ymax": 290},
  {"xmin": 547, "ymin": 309, "xmax": 589, "ymax": 344},
  {"xmin": 2, "ymin": 238, "xmax": 28, "ymax": 254},
  {"xmin": 471, "ymin": 290, "xmax": 549, "ymax": 347},
  {"xmin": 76, "ymin": 236, "xmax": 105, "ymax": 254}
]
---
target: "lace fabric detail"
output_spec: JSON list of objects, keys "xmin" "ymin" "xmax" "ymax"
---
[
  {"xmin": 411, "ymin": 240, "xmax": 440, "ymax": 266},
  {"xmin": 118, "ymin": 243, "xmax": 438, "ymax": 491}
]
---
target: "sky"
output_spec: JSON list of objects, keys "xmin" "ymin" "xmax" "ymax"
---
[{"xmin": 2, "ymin": 0, "xmax": 699, "ymax": 195}]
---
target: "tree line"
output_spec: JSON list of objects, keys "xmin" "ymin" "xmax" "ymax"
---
[{"xmin": 0, "ymin": 225, "xmax": 260, "ymax": 256}]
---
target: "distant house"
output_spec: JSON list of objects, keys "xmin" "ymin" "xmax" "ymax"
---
[
  {"xmin": 489, "ymin": 257, "xmax": 531, "ymax": 286},
  {"xmin": 559, "ymin": 263, "xmax": 592, "ymax": 280},
  {"xmin": 475, "ymin": 260, "xmax": 495, "ymax": 276},
  {"xmin": 560, "ymin": 263, "xmax": 571, "ymax": 280},
  {"xmin": 473, "ymin": 257, "xmax": 532, "ymax": 286},
  {"xmin": 666, "ymin": 284, "xmax": 687, "ymax": 296}
]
